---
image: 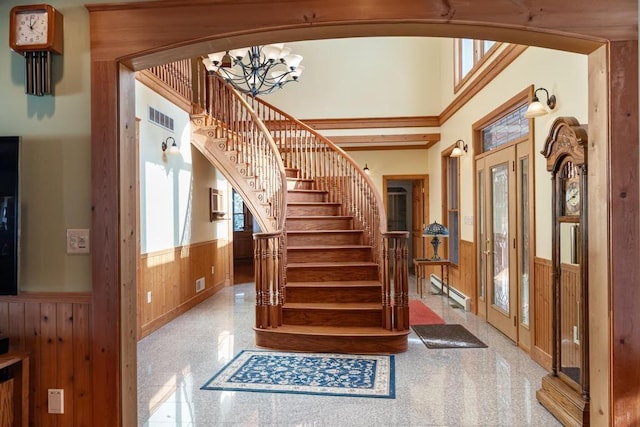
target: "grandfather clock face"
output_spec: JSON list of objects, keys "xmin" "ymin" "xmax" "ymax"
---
[{"xmin": 561, "ymin": 161, "xmax": 581, "ymax": 216}]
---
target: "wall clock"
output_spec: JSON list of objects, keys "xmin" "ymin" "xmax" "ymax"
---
[{"xmin": 9, "ymin": 4, "xmax": 64, "ymax": 96}]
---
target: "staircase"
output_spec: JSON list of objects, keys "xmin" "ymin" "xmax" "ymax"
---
[
  {"xmin": 253, "ymin": 168, "xmax": 408, "ymax": 353},
  {"xmin": 191, "ymin": 74, "xmax": 409, "ymax": 354}
]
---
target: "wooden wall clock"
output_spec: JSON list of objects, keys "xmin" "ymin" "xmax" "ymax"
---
[
  {"xmin": 537, "ymin": 116, "xmax": 590, "ymax": 426},
  {"xmin": 9, "ymin": 4, "xmax": 64, "ymax": 96}
]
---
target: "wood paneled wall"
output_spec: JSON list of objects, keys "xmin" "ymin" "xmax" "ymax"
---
[
  {"xmin": 0, "ymin": 294, "xmax": 92, "ymax": 427},
  {"xmin": 533, "ymin": 257, "xmax": 553, "ymax": 370},
  {"xmin": 138, "ymin": 239, "xmax": 230, "ymax": 339}
]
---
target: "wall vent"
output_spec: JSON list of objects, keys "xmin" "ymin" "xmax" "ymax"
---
[
  {"xmin": 148, "ymin": 106, "xmax": 174, "ymax": 131},
  {"xmin": 195, "ymin": 277, "xmax": 205, "ymax": 293}
]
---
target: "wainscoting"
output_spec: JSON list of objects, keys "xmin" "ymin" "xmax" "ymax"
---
[
  {"xmin": 417, "ymin": 240, "xmax": 475, "ymax": 309},
  {"xmin": 0, "ymin": 294, "xmax": 92, "ymax": 427},
  {"xmin": 138, "ymin": 239, "xmax": 231, "ymax": 339},
  {"xmin": 533, "ymin": 257, "xmax": 553, "ymax": 370}
]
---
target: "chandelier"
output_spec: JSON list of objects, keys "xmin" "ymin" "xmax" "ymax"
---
[{"xmin": 202, "ymin": 44, "xmax": 304, "ymax": 97}]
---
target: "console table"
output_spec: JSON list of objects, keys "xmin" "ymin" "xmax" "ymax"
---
[
  {"xmin": 413, "ymin": 258, "xmax": 451, "ymax": 299},
  {"xmin": 0, "ymin": 352, "xmax": 29, "ymax": 427}
]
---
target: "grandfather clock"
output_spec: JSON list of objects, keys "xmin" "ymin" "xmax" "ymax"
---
[{"xmin": 537, "ymin": 117, "xmax": 590, "ymax": 426}]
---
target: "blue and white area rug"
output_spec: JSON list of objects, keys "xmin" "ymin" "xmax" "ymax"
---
[{"xmin": 201, "ymin": 350, "xmax": 395, "ymax": 398}]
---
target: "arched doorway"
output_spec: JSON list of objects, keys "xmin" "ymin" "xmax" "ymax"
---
[{"xmin": 86, "ymin": 2, "xmax": 637, "ymax": 425}]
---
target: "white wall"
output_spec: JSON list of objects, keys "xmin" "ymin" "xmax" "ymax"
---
[
  {"xmin": 136, "ymin": 82, "xmax": 228, "ymax": 254},
  {"xmin": 266, "ymin": 37, "xmax": 443, "ymax": 118}
]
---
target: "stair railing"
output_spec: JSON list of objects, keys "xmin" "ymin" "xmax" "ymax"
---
[
  {"xmin": 247, "ymin": 94, "xmax": 409, "ymax": 332},
  {"xmin": 204, "ymin": 74, "xmax": 287, "ymax": 330}
]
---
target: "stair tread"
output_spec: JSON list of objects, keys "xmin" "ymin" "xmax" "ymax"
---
[
  {"xmin": 288, "ymin": 202, "xmax": 341, "ymax": 206},
  {"xmin": 287, "ymin": 215, "xmax": 352, "ymax": 219},
  {"xmin": 287, "ymin": 245, "xmax": 372, "ymax": 250},
  {"xmin": 283, "ymin": 302, "xmax": 382, "ymax": 310},
  {"xmin": 255, "ymin": 324, "xmax": 408, "ymax": 337},
  {"xmin": 288, "ymin": 189, "xmax": 327, "ymax": 193},
  {"xmin": 286, "ymin": 280, "xmax": 381, "ymax": 287},
  {"xmin": 287, "ymin": 229, "xmax": 362, "ymax": 234},
  {"xmin": 287, "ymin": 261, "xmax": 377, "ymax": 268}
]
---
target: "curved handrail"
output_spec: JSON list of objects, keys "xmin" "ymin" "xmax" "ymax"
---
[
  {"xmin": 249, "ymin": 95, "xmax": 387, "ymax": 272},
  {"xmin": 205, "ymin": 75, "xmax": 288, "ymax": 233}
]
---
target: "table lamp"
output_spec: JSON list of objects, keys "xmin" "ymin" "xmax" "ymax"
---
[{"xmin": 423, "ymin": 221, "xmax": 449, "ymax": 260}]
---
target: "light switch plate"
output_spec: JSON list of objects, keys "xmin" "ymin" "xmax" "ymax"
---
[{"xmin": 66, "ymin": 229, "xmax": 90, "ymax": 254}]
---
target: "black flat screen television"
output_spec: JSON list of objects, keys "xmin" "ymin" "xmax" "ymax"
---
[{"xmin": 0, "ymin": 137, "xmax": 19, "ymax": 295}]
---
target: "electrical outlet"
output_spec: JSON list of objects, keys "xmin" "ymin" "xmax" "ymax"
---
[
  {"xmin": 48, "ymin": 389, "xmax": 64, "ymax": 414},
  {"xmin": 147, "ymin": 291, "xmax": 152, "ymax": 304},
  {"xmin": 211, "ymin": 266, "xmax": 215, "ymax": 274}
]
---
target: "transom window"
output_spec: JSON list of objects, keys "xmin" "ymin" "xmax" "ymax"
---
[
  {"xmin": 481, "ymin": 103, "xmax": 529, "ymax": 152},
  {"xmin": 454, "ymin": 39, "xmax": 499, "ymax": 92}
]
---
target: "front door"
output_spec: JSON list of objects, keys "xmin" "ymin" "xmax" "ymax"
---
[{"xmin": 476, "ymin": 146, "xmax": 517, "ymax": 341}]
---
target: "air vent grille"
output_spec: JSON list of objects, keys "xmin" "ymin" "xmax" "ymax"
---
[{"xmin": 148, "ymin": 106, "xmax": 174, "ymax": 131}]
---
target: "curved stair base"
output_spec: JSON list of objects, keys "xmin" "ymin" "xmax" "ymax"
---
[{"xmin": 254, "ymin": 326, "xmax": 409, "ymax": 354}]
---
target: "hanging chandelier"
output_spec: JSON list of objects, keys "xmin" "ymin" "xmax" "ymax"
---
[{"xmin": 202, "ymin": 44, "xmax": 304, "ymax": 97}]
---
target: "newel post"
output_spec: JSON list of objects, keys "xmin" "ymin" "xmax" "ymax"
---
[
  {"xmin": 253, "ymin": 231, "xmax": 283, "ymax": 329},
  {"xmin": 382, "ymin": 231, "xmax": 410, "ymax": 331}
]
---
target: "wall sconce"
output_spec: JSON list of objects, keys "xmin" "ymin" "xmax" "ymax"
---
[
  {"xmin": 161, "ymin": 136, "xmax": 180, "ymax": 154},
  {"xmin": 450, "ymin": 139, "xmax": 468, "ymax": 158},
  {"xmin": 524, "ymin": 87, "xmax": 557, "ymax": 118},
  {"xmin": 363, "ymin": 164, "xmax": 370, "ymax": 175}
]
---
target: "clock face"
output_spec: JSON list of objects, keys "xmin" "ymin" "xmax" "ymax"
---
[
  {"xmin": 14, "ymin": 11, "xmax": 49, "ymax": 46},
  {"xmin": 564, "ymin": 180, "xmax": 581, "ymax": 216}
]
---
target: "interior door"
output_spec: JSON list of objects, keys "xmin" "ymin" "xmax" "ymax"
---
[
  {"xmin": 412, "ymin": 179, "xmax": 426, "ymax": 261},
  {"xmin": 477, "ymin": 146, "xmax": 517, "ymax": 341}
]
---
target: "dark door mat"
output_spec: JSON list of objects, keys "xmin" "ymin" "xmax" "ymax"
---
[{"xmin": 412, "ymin": 324, "xmax": 488, "ymax": 349}]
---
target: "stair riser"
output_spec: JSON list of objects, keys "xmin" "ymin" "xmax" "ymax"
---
[
  {"xmin": 287, "ymin": 233, "xmax": 363, "ymax": 246},
  {"xmin": 287, "ymin": 180, "xmax": 313, "ymax": 190},
  {"xmin": 287, "ymin": 266, "xmax": 378, "ymax": 282},
  {"xmin": 287, "ymin": 192, "xmax": 327, "ymax": 203},
  {"xmin": 286, "ymin": 287, "xmax": 381, "ymax": 303},
  {"xmin": 255, "ymin": 329, "xmax": 409, "ymax": 354},
  {"xmin": 287, "ymin": 205, "xmax": 340, "ymax": 216},
  {"xmin": 287, "ymin": 248, "xmax": 372, "ymax": 263},
  {"xmin": 286, "ymin": 218, "xmax": 353, "ymax": 231},
  {"xmin": 283, "ymin": 308, "xmax": 382, "ymax": 327}
]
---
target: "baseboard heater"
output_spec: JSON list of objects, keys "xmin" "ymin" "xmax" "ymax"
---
[{"xmin": 429, "ymin": 274, "xmax": 471, "ymax": 311}]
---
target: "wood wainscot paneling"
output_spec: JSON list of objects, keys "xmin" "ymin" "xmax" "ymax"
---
[
  {"xmin": 138, "ymin": 239, "xmax": 231, "ymax": 339},
  {"xmin": 0, "ymin": 293, "xmax": 93, "ymax": 426},
  {"xmin": 418, "ymin": 240, "xmax": 475, "ymax": 310},
  {"xmin": 532, "ymin": 257, "xmax": 553, "ymax": 370}
]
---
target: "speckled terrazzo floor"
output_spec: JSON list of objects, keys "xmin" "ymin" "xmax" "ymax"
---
[{"xmin": 137, "ymin": 276, "xmax": 561, "ymax": 426}]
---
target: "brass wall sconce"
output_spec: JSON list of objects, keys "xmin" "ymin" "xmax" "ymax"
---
[
  {"xmin": 524, "ymin": 87, "xmax": 557, "ymax": 118},
  {"xmin": 161, "ymin": 136, "xmax": 179, "ymax": 154},
  {"xmin": 450, "ymin": 139, "xmax": 468, "ymax": 158}
]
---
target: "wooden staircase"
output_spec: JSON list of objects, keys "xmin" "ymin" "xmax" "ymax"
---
[{"xmin": 254, "ymin": 168, "xmax": 409, "ymax": 353}]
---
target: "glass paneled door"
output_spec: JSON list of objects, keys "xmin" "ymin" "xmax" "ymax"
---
[{"xmin": 476, "ymin": 146, "xmax": 517, "ymax": 341}]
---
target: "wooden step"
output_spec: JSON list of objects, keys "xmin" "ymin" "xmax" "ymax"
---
[
  {"xmin": 287, "ymin": 189, "xmax": 327, "ymax": 203},
  {"xmin": 286, "ymin": 281, "xmax": 381, "ymax": 303},
  {"xmin": 286, "ymin": 261, "xmax": 378, "ymax": 282},
  {"xmin": 287, "ymin": 230, "xmax": 363, "ymax": 246},
  {"xmin": 286, "ymin": 178, "xmax": 314, "ymax": 190},
  {"xmin": 282, "ymin": 302, "xmax": 382, "ymax": 327},
  {"xmin": 284, "ymin": 168, "xmax": 299, "ymax": 179},
  {"xmin": 287, "ymin": 202, "xmax": 341, "ymax": 216},
  {"xmin": 286, "ymin": 216, "xmax": 354, "ymax": 231},
  {"xmin": 254, "ymin": 325, "xmax": 409, "ymax": 353},
  {"xmin": 287, "ymin": 245, "xmax": 372, "ymax": 262}
]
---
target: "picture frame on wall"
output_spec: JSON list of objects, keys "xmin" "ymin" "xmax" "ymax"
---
[{"xmin": 210, "ymin": 188, "xmax": 225, "ymax": 221}]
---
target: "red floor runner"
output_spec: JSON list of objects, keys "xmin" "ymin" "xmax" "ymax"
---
[{"xmin": 409, "ymin": 299, "xmax": 445, "ymax": 325}]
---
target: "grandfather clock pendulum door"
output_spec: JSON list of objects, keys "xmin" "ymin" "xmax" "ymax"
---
[{"xmin": 537, "ymin": 117, "xmax": 589, "ymax": 426}]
